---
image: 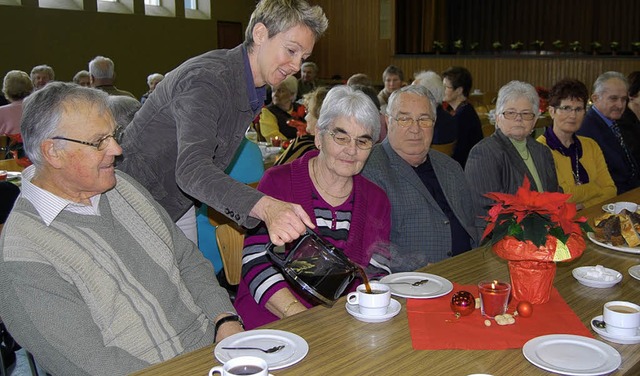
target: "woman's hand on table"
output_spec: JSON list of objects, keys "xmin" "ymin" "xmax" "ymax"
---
[
  {"xmin": 266, "ymin": 289, "xmax": 308, "ymax": 318},
  {"xmin": 250, "ymin": 196, "xmax": 315, "ymax": 246}
]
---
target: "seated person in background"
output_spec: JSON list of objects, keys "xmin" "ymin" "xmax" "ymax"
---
[
  {"xmin": 296, "ymin": 61, "xmax": 318, "ymax": 101},
  {"xmin": 259, "ymin": 75, "xmax": 306, "ymax": 141},
  {"xmin": 347, "ymin": 73, "xmax": 372, "ymax": 87},
  {"xmin": 412, "ymin": 70, "xmax": 457, "ymax": 147},
  {"xmin": 0, "ymin": 181, "xmax": 20, "ymax": 233},
  {"xmin": 351, "ymin": 84, "xmax": 387, "ymax": 141},
  {"xmin": 377, "ymin": 65, "xmax": 404, "ymax": 108},
  {"xmin": 465, "ymin": 80, "xmax": 559, "ymax": 231},
  {"xmin": 30, "ymin": 65, "xmax": 54, "ymax": 91},
  {"xmin": 362, "ymin": 85, "xmax": 478, "ymax": 272},
  {"xmin": 442, "ymin": 66, "xmax": 483, "ymax": 167},
  {"xmin": 0, "ymin": 83, "xmax": 243, "ymax": 376},
  {"xmin": 141, "ymin": 73, "xmax": 165, "ymax": 104},
  {"xmin": 107, "ymin": 95, "xmax": 142, "ymax": 142},
  {"xmin": 0, "ymin": 70, "xmax": 33, "ymax": 135},
  {"xmin": 618, "ymin": 71, "xmax": 640, "ymax": 164},
  {"xmin": 274, "ymin": 86, "xmax": 328, "ymax": 165},
  {"xmin": 235, "ymin": 86, "xmax": 391, "ymax": 329},
  {"xmin": 72, "ymin": 70, "xmax": 91, "ymax": 87},
  {"xmin": 577, "ymin": 71, "xmax": 640, "ymax": 194},
  {"xmin": 89, "ymin": 55, "xmax": 137, "ymax": 99},
  {"xmin": 537, "ymin": 78, "xmax": 616, "ymax": 209}
]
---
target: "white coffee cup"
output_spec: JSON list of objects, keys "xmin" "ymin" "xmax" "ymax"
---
[
  {"xmin": 603, "ymin": 301, "xmax": 640, "ymax": 337},
  {"xmin": 208, "ymin": 356, "xmax": 271, "ymax": 376},
  {"xmin": 603, "ymin": 201, "xmax": 638, "ymax": 214},
  {"xmin": 347, "ymin": 282, "xmax": 391, "ymax": 316}
]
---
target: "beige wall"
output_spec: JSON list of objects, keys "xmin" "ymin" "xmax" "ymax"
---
[{"xmin": 0, "ymin": 0, "xmax": 254, "ymax": 98}]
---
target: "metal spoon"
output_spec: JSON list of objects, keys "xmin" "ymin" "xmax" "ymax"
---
[
  {"xmin": 383, "ymin": 279, "xmax": 430, "ymax": 287},
  {"xmin": 592, "ymin": 319, "xmax": 606, "ymax": 329},
  {"xmin": 222, "ymin": 345, "xmax": 285, "ymax": 353}
]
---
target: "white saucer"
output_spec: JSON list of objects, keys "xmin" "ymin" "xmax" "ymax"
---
[
  {"xmin": 629, "ymin": 265, "xmax": 640, "ymax": 281},
  {"xmin": 572, "ymin": 266, "xmax": 622, "ymax": 288},
  {"xmin": 345, "ymin": 298, "xmax": 401, "ymax": 323},
  {"xmin": 591, "ymin": 315, "xmax": 640, "ymax": 345}
]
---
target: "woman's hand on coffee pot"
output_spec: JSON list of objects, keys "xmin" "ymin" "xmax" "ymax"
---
[{"xmin": 251, "ymin": 196, "xmax": 315, "ymax": 246}]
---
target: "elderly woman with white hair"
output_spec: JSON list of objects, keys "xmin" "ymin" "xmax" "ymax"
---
[
  {"xmin": 141, "ymin": 73, "xmax": 164, "ymax": 104},
  {"xmin": 412, "ymin": 70, "xmax": 457, "ymax": 146},
  {"xmin": 30, "ymin": 65, "xmax": 54, "ymax": 91},
  {"xmin": 235, "ymin": 85, "xmax": 392, "ymax": 329},
  {"xmin": 465, "ymin": 80, "xmax": 559, "ymax": 230},
  {"xmin": 259, "ymin": 75, "xmax": 306, "ymax": 141}
]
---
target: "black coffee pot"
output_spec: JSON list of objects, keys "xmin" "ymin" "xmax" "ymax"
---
[{"xmin": 266, "ymin": 229, "xmax": 359, "ymax": 307}]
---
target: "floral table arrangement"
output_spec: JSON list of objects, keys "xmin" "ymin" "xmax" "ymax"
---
[
  {"xmin": 482, "ymin": 177, "xmax": 591, "ymax": 304},
  {"xmin": 5, "ymin": 133, "xmax": 31, "ymax": 168}
]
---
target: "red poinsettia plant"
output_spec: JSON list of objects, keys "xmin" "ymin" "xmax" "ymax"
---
[
  {"xmin": 482, "ymin": 177, "xmax": 591, "ymax": 262},
  {"xmin": 5, "ymin": 133, "xmax": 32, "ymax": 168}
]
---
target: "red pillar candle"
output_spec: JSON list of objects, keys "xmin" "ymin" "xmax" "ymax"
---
[
  {"xmin": 270, "ymin": 136, "xmax": 281, "ymax": 147},
  {"xmin": 478, "ymin": 280, "xmax": 511, "ymax": 318}
]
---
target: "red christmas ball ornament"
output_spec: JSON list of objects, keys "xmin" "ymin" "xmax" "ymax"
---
[{"xmin": 450, "ymin": 290, "xmax": 476, "ymax": 317}]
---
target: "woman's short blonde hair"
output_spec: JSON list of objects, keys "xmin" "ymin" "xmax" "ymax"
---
[{"xmin": 3, "ymin": 70, "xmax": 33, "ymax": 101}]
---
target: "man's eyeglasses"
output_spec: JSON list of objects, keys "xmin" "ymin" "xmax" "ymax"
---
[
  {"xmin": 554, "ymin": 106, "xmax": 585, "ymax": 115},
  {"xmin": 328, "ymin": 130, "xmax": 373, "ymax": 150},
  {"xmin": 501, "ymin": 111, "xmax": 536, "ymax": 121},
  {"xmin": 391, "ymin": 116, "xmax": 435, "ymax": 129},
  {"xmin": 52, "ymin": 127, "xmax": 120, "ymax": 151}
]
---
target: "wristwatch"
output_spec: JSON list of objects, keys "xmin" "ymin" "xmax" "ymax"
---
[{"xmin": 214, "ymin": 314, "xmax": 244, "ymax": 343}]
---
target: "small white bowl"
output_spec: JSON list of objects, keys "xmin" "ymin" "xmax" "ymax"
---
[{"xmin": 572, "ymin": 266, "xmax": 622, "ymax": 288}]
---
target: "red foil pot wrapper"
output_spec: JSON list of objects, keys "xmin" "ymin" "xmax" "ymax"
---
[
  {"xmin": 492, "ymin": 233, "xmax": 585, "ymax": 304},
  {"xmin": 492, "ymin": 233, "xmax": 585, "ymax": 263},
  {"xmin": 507, "ymin": 260, "xmax": 556, "ymax": 304}
]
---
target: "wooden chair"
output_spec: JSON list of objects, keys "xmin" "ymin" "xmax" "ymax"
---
[
  {"xmin": 480, "ymin": 116, "xmax": 495, "ymax": 138},
  {"xmin": 430, "ymin": 142, "xmax": 456, "ymax": 156},
  {"xmin": 215, "ymin": 223, "xmax": 246, "ymax": 286},
  {"xmin": 0, "ymin": 159, "xmax": 23, "ymax": 172}
]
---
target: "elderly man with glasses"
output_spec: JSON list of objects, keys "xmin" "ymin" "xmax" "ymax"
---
[
  {"xmin": 362, "ymin": 85, "xmax": 479, "ymax": 272},
  {"xmin": 0, "ymin": 83, "xmax": 243, "ymax": 376}
]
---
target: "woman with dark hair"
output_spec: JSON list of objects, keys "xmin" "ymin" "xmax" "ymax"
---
[
  {"xmin": 537, "ymin": 78, "xmax": 615, "ymax": 209},
  {"xmin": 442, "ymin": 66, "xmax": 483, "ymax": 167}
]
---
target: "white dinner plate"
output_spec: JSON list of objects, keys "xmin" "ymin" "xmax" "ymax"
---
[
  {"xmin": 572, "ymin": 266, "xmax": 622, "ymax": 288},
  {"xmin": 345, "ymin": 298, "xmax": 401, "ymax": 323},
  {"xmin": 5, "ymin": 171, "xmax": 21, "ymax": 181},
  {"xmin": 629, "ymin": 265, "xmax": 640, "ymax": 281},
  {"xmin": 587, "ymin": 232, "xmax": 640, "ymax": 255},
  {"xmin": 379, "ymin": 272, "xmax": 453, "ymax": 299},
  {"xmin": 522, "ymin": 334, "xmax": 621, "ymax": 375},
  {"xmin": 214, "ymin": 329, "xmax": 308, "ymax": 370},
  {"xmin": 591, "ymin": 315, "xmax": 640, "ymax": 345}
]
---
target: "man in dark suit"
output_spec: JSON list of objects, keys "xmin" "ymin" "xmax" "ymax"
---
[
  {"xmin": 577, "ymin": 71, "xmax": 640, "ymax": 194},
  {"xmin": 362, "ymin": 85, "xmax": 479, "ymax": 272}
]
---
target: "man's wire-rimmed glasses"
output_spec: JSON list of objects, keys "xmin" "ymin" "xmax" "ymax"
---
[
  {"xmin": 391, "ymin": 116, "xmax": 435, "ymax": 129},
  {"xmin": 52, "ymin": 127, "xmax": 120, "ymax": 151}
]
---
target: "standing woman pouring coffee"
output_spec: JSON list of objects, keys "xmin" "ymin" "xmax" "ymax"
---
[{"xmin": 234, "ymin": 86, "xmax": 392, "ymax": 329}]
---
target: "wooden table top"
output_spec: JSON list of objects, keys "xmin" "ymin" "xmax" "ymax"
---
[{"xmin": 132, "ymin": 188, "xmax": 640, "ymax": 376}]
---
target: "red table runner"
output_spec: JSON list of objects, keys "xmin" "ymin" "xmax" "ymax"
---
[{"xmin": 406, "ymin": 283, "xmax": 593, "ymax": 350}]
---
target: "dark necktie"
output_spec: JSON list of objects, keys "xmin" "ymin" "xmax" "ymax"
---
[{"xmin": 611, "ymin": 121, "xmax": 638, "ymax": 178}]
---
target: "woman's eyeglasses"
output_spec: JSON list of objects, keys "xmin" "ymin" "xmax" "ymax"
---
[
  {"xmin": 501, "ymin": 111, "xmax": 536, "ymax": 121},
  {"xmin": 554, "ymin": 106, "xmax": 585, "ymax": 115},
  {"xmin": 328, "ymin": 130, "xmax": 373, "ymax": 150}
]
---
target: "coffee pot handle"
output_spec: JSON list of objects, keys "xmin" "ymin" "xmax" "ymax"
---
[{"xmin": 265, "ymin": 241, "xmax": 286, "ymax": 268}]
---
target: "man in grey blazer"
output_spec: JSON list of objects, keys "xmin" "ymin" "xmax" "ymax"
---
[{"xmin": 362, "ymin": 85, "xmax": 480, "ymax": 272}]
